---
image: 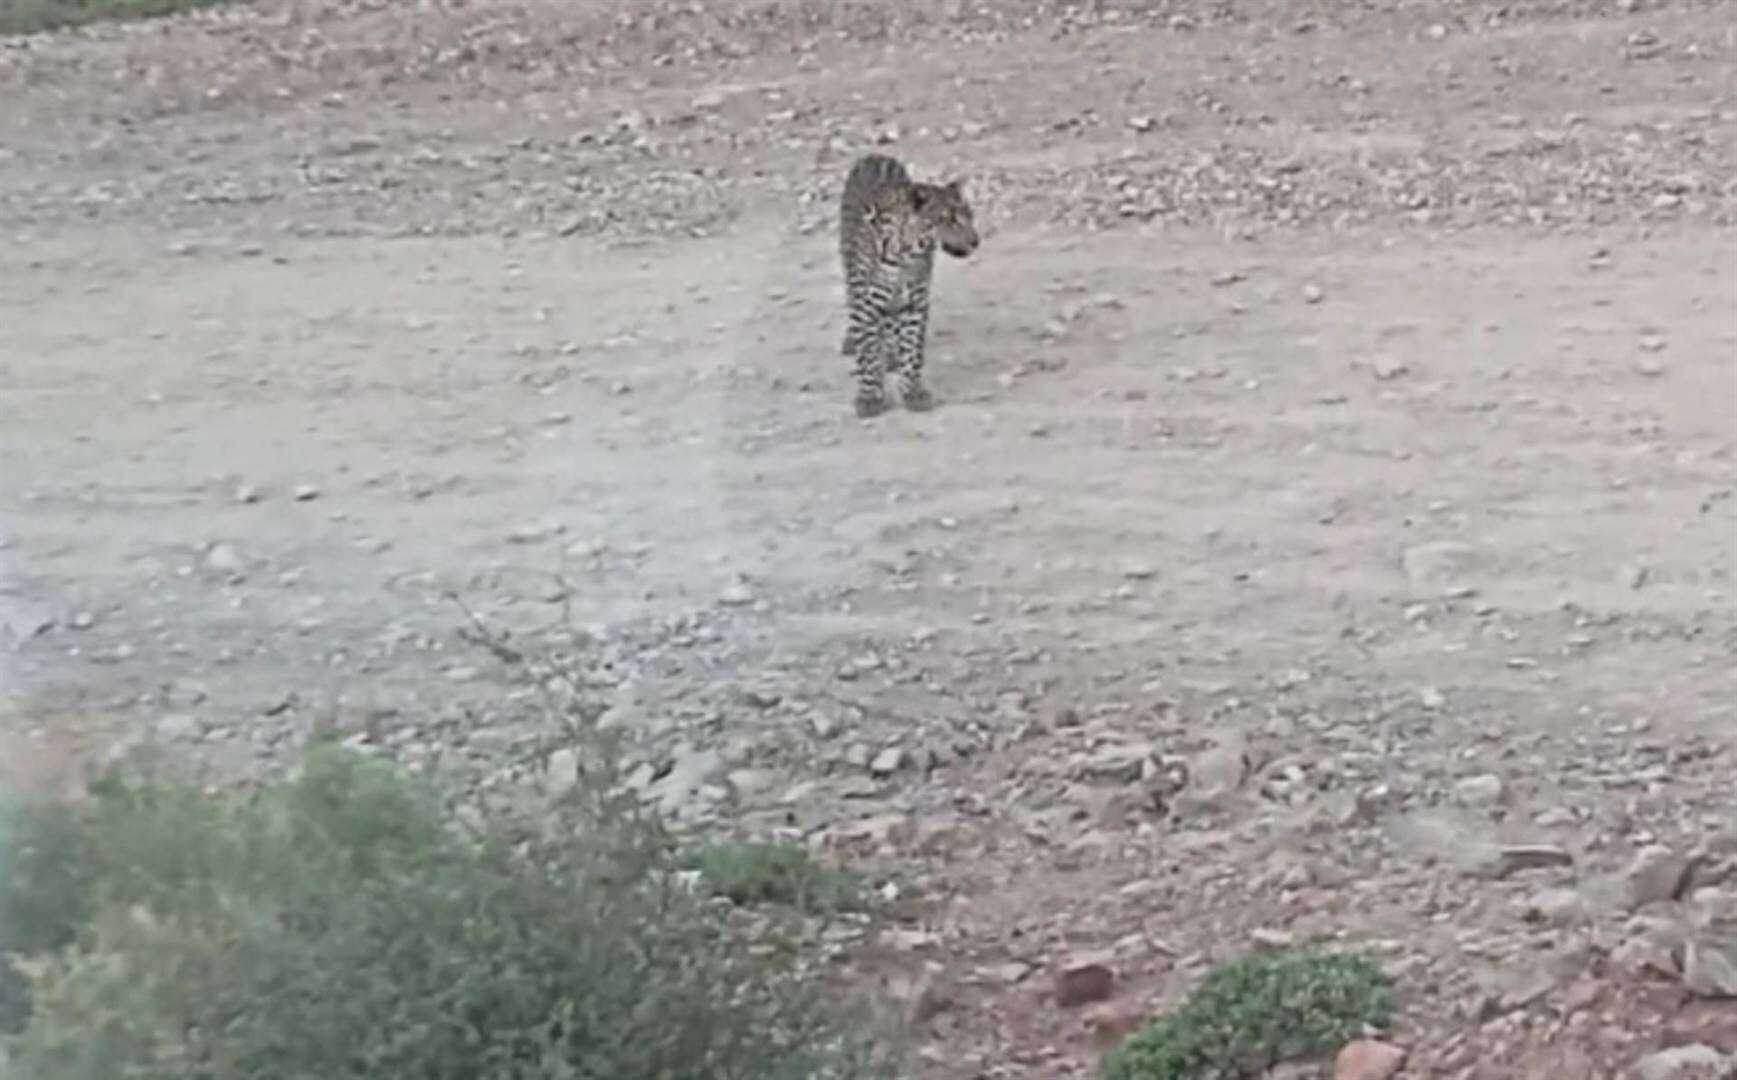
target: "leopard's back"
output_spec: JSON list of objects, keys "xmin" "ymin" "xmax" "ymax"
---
[{"xmin": 839, "ymin": 153, "xmax": 917, "ymax": 278}]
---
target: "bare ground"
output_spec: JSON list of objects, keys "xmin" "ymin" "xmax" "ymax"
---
[{"xmin": 2, "ymin": 1, "xmax": 1736, "ymax": 1076}]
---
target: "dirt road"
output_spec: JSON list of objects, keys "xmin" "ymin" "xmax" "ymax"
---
[{"xmin": 3, "ymin": 1, "xmax": 1735, "ymax": 1074}]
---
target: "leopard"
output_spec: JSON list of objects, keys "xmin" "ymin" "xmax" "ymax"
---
[{"xmin": 837, "ymin": 153, "xmax": 979, "ymax": 418}]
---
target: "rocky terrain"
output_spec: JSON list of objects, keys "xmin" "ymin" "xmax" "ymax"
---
[{"xmin": 2, "ymin": 1, "xmax": 1735, "ymax": 1076}]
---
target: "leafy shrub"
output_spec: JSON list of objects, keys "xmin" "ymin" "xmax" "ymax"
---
[
  {"xmin": 0, "ymin": 0, "xmax": 241, "ymax": 35},
  {"xmin": 688, "ymin": 840, "xmax": 865, "ymax": 915},
  {"xmin": 0, "ymin": 745, "xmax": 894, "ymax": 1080},
  {"xmin": 1102, "ymin": 943, "xmax": 1397, "ymax": 1080}
]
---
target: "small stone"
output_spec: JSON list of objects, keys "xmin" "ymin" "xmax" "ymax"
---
[
  {"xmin": 718, "ymin": 582, "xmax": 755, "ymax": 607},
  {"xmin": 1086, "ymin": 998, "xmax": 1149, "ymax": 1050},
  {"xmin": 1628, "ymin": 846, "xmax": 1697, "ymax": 908},
  {"xmin": 1371, "ymin": 356, "xmax": 1409, "ymax": 380},
  {"xmin": 1683, "ymin": 935, "xmax": 1737, "ymax": 998},
  {"xmin": 1055, "ymin": 954, "xmax": 1115, "ymax": 1007},
  {"xmin": 1519, "ymin": 887, "xmax": 1591, "ymax": 926},
  {"xmin": 1401, "ymin": 541, "xmax": 1479, "ymax": 591},
  {"xmin": 1418, "ymin": 686, "xmax": 1446, "ymax": 710},
  {"xmin": 1121, "ymin": 562, "xmax": 1157, "ymax": 581},
  {"xmin": 155, "ymin": 714, "xmax": 202, "ymax": 741},
  {"xmin": 1334, "ymin": 1039, "xmax": 1408, "ymax": 1080},
  {"xmin": 869, "ymin": 747, "xmax": 905, "ymax": 777},
  {"xmin": 1499, "ymin": 844, "xmax": 1576, "ymax": 876},
  {"xmin": 545, "ymin": 747, "xmax": 580, "ymax": 800},
  {"xmin": 1454, "ymin": 773, "xmax": 1506, "ymax": 808},
  {"xmin": 1640, "ymin": 334, "xmax": 1669, "ymax": 353},
  {"xmin": 234, "ymin": 484, "xmax": 262, "ymax": 503},
  {"xmin": 1633, "ymin": 1045, "xmax": 1735, "ymax": 1080},
  {"xmin": 1302, "ymin": 282, "xmax": 1324, "ymax": 304},
  {"xmin": 1667, "ymin": 999, "xmax": 1737, "ymax": 1052},
  {"xmin": 69, "ymin": 611, "xmax": 96, "ymax": 631},
  {"xmin": 204, "ymin": 543, "xmax": 244, "ymax": 574},
  {"xmin": 292, "ymin": 484, "xmax": 320, "ymax": 502}
]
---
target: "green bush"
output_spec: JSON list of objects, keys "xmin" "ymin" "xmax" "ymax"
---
[
  {"xmin": 0, "ymin": 0, "xmax": 241, "ymax": 34},
  {"xmin": 1103, "ymin": 944, "xmax": 1396, "ymax": 1080},
  {"xmin": 687, "ymin": 840, "xmax": 865, "ymax": 915},
  {"xmin": 0, "ymin": 746, "xmax": 894, "ymax": 1080}
]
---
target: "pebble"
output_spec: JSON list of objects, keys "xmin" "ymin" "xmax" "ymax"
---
[
  {"xmin": 1519, "ymin": 887, "xmax": 1591, "ymax": 926},
  {"xmin": 69, "ymin": 611, "xmax": 96, "ymax": 630},
  {"xmin": 1054, "ymin": 953, "xmax": 1115, "ymax": 1007},
  {"xmin": 1334, "ymin": 1040, "xmax": 1407, "ymax": 1080},
  {"xmin": 1633, "ymin": 1045, "xmax": 1734, "ymax": 1080},
  {"xmin": 292, "ymin": 484, "xmax": 320, "ymax": 502},
  {"xmin": 205, "ymin": 543, "xmax": 244, "ymax": 574},
  {"xmin": 1302, "ymin": 282, "xmax": 1325, "ymax": 304},
  {"xmin": 234, "ymin": 484, "xmax": 261, "ymax": 503},
  {"xmin": 870, "ymin": 747, "xmax": 905, "ymax": 777},
  {"xmin": 155, "ymin": 714, "xmax": 202, "ymax": 741},
  {"xmin": 1627, "ymin": 845, "xmax": 1696, "ymax": 908},
  {"xmin": 718, "ymin": 583, "xmax": 755, "ymax": 607},
  {"xmin": 1454, "ymin": 773, "xmax": 1506, "ymax": 808},
  {"xmin": 545, "ymin": 747, "xmax": 580, "ymax": 799}
]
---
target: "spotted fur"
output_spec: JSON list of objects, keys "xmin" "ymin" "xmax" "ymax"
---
[{"xmin": 838, "ymin": 153, "xmax": 979, "ymax": 418}]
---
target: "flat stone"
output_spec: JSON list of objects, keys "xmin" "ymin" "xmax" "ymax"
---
[
  {"xmin": 1334, "ymin": 1040, "xmax": 1408, "ymax": 1080},
  {"xmin": 1055, "ymin": 953, "xmax": 1116, "ymax": 1008},
  {"xmin": 1633, "ymin": 1045, "xmax": 1735, "ymax": 1080},
  {"xmin": 1629, "ymin": 846, "xmax": 1698, "ymax": 908}
]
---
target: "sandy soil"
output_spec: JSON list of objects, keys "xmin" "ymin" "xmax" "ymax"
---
[{"xmin": 2, "ymin": 1, "xmax": 1735, "ymax": 1075}]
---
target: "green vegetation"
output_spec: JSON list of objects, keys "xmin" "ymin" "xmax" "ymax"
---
[
  {"xmin": 1103, "ymin": 943, "xmax": 1397, "ymax": 1080},
  {"xmin": 0, "ymin": 746, "xmax": 893, "ymax": 1080},
  {"xmin": 0, "ymin": 0, "xmax": 240, "ymax": 35},
  {"xmin": 687, "ymin": 839, "xmax": 866, "ymax": 915}
]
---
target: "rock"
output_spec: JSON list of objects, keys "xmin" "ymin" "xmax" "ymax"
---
[
  {"xmin": 1179, "ymin": 730, "xmax": 1250, "ymax": 808},
  {"xmin": 69, "ymin": 610, "xmax": 96, "ymax": 631},
  {"xmin": 205, "ymin": 542, "xmax": 244, "ymax": 574},
  {"xmin": 1498, "ymin": 844, "xmax": 1576, "ymax": 876},
  {"xmin": 1371, "ymin": 356, "xmax": 1409, "ymax": 380},
  {"xmin": 718, "ymin": 582, "xmax": 755, "ymax": 607},
  {"xmin": 233, "ymin": 483, "xmax": 262, "ymax": 503},
  {"xmin": 292, "ymin": 484, "xmax": 320, "ymax": 501},
  {"xmin": 1520, "ymin": 887, "xmax": 1592, "ymax": 926},
  {"xmin": 1630, "ymin": 846, "xmax": 1698, "ymax": 908},
  {"xmin": 1086, "ymin": 998, "xmax": 1149, "ymax": 1050},
  {"xmin": 1055, "ymin": 954, "xmax": 1115, "ymax": 1008},
  {"xmin": 725, "ymin": 768, "xmax": 778, "ymax": 800},
  {"xmin": 1400, "ymin": 541, "xmax": 1479, "ymax": 591},
  {"xmin": 545, "ymin": 747, "xmax": 580, "ymax": 800},
  {"xmin": 154, "ymin": 714, "xmax": 201, "ymax": 741},
  {"xmin": 1633, "ymin": 1045, "xmax": 1735, "ymax": 1080},
  {"xmin": 1302, "ymin": 282, "xmax": 1324, "ymax": 304},
  {"xmin": 1079, "ymin": 744, "xmax": 1153, "ymax": 782},
  {"xmin": 886, "ymin": 964, "xmax": 952, "ymax": 1026},
  {"xmin": 1454, "ymin": 773, "xmax": 1506, "ymax": 808},
  {"xmin": 1667, "ymin": 999, "xmax": 1737, "ymax": 1052},
  {"xmin": 869, "ymin": 747, "xmax": 905, "ymax": 777},
  {"xmin": 1387, "ymin": 810, "xmax": 1504, "ymax": 877},
  {"xmin": 1684, "ymin": 935, "xmax": 1737, "ymax": 998},
  {"xmin": 1334, "ymin": 1039, "xmax": 1407, "ymax": 1080}
]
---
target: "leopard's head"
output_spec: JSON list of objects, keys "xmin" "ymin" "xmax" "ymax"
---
[{"xmin": 913, "ymin": 179, "xmax": 979, "ymax": 258}]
